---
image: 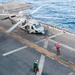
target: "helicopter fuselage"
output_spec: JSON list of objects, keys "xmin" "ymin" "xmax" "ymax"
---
[{"xmin": 19, "ymin": 18, "xmax": 45, "ymax": 34}]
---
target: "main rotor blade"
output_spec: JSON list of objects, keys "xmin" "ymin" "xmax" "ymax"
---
[
  {"xmin": 34, "ymin": 16, "xmax": 63, "ymax": 19},
  {"xmin": 7, "ymin": 19, "xmax": 22, "ymax": 33},
  {"xmin": 30, "ymin": 5, "xmax": 43, "ymax": 15},
  {"xmin": 0, "ymin": 13, "xmax": 15, "ymax": 16}
]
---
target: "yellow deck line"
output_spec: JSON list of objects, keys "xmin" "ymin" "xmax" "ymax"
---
[{"xmin": 0, "ymin": 26, "xmax": 75, "ymax": 70}]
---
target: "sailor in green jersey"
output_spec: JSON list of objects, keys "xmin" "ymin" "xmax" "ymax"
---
[{"xmin": 33, "ymin": 60, "xmax": 39, "ymax": 71}]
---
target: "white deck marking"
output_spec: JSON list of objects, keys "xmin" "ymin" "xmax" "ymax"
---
[
  {"xmin": 43, "ymin": 38, "xmax": 48, "ymax": 49},
  {"xmin": 3, "ymin": 46, "xmax": 27, "ymax": 56},
  {"xmin": 69, "ymin": 72, "xmax": 74, "ymax": 75},
  {"xmin": 37, "ymin": 55, "xmax": 45, "ymax": 75},
  {"xmin": 35, "ymin": 32, "xmax": 63, "ymax": 44},
  {"xmin": 49, "ymin": 32, "xmax": 63, "ymax": 39},
  {"xmin": 35, "ymin": 39, "xmax": 45, "ymax": 44},
  {"xmin": 49, "ymin": 39, "xmax": 75, "ymax": 51}
]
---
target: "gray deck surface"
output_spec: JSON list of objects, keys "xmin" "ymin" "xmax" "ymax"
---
[{"xmin": 0, "ymin": 2, "xmax": 75, "ymax": 75}]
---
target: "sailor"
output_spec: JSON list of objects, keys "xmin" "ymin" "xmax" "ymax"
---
[
  {"xmin": 55, "ymin": 43, "xmax": 60, "ymax": 56},
  {"xmin": 33, "ymin": 60, "xmax": 39, "ymax": 72}
]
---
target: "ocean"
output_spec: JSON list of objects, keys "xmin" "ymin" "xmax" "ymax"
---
[{"xmin": 0, "ymin": 0, "xmax": 75, "ymax": 34}]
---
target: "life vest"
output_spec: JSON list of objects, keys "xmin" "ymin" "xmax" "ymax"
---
[
  {"xmin": 55, "ymin": 43, "xmax": 60, "ymax": 50},
  {"xmin": 34, "ymin": 62, "xmax": 38, "ymax": 67}
]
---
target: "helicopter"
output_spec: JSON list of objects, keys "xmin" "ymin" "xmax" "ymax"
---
[{"xmin": 0, "ymin": 5, "xmax": 45, "ymax": 34}]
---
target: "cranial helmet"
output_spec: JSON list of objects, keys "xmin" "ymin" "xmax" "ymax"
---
[{"xmin": 36, "ymin": 60, "xmax": 38, "ymax": 62}]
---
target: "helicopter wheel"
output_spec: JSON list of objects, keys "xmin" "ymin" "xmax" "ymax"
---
[
  {"xmin": 27, "ymin": 31, "xmax": 31, "ymax": 34},
  {"xmin": 27, "ymin": 31, "xmax": 29, "ymax": 33},
  {"xmin": 35, "ymin": 31, "xmax": 38, "ymax": 33}
]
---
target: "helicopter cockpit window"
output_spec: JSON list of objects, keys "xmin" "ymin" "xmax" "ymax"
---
[
  {"xmin": 26, "ymin": 15, "xmax": 31, "ymax": 19},
  {"xmin": 33, "ymin": 23, "xmax": 41, "ymax": 28}
]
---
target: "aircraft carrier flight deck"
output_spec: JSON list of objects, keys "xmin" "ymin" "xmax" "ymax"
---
[{"xmin": 0, "ymin": 2, "xmax": 75, "ymax": 75}]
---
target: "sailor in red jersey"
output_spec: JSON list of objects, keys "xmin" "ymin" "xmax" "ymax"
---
[{"xmin": 55, "ymin": 43, "xmax": 60, "ymax": 56}]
